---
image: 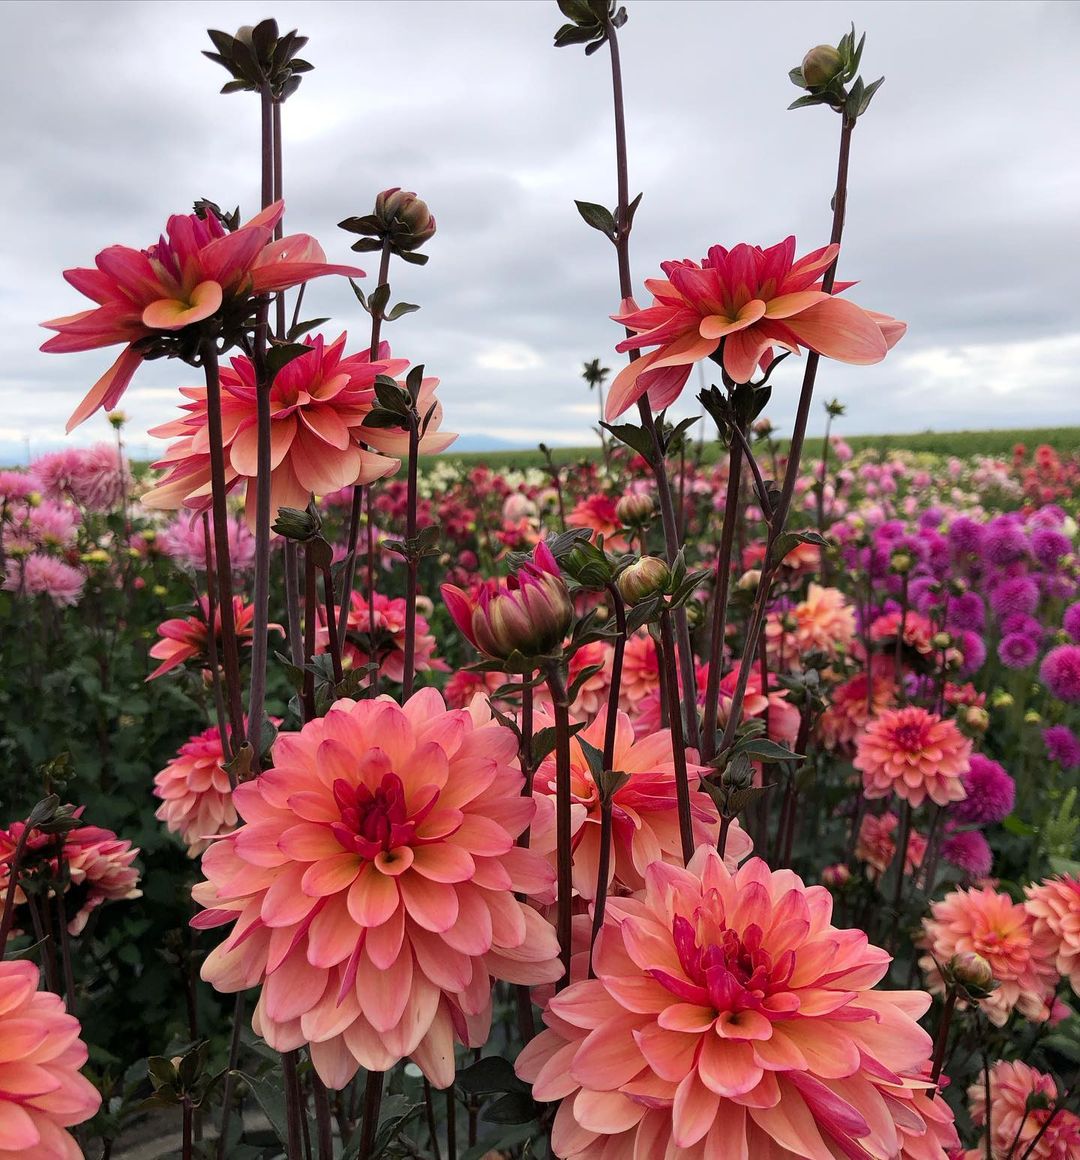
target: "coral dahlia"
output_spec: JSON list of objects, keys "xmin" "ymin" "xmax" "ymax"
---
[
  {"xmin": 194, "ymin": 690, "xmax": 561, "ymax": 1089},
  {"xmin": 0, "ymin": 960, "xmax": 101, "ymax": 1159},
  {"xmin": 1025, "ymin": 875, "xmax": 1080, "ymax": 996},
  {"xmin": 154, "ymin": 724, "xmax": 238, "ymax": 857},
  {"xmin": 920, "ymin": 886, "xmax": 1057, "ymax": 1026},
  {"xmin": 968, "ymin": 1060, "xmax": 1080, "ymax": 1160},
  {"xmin": 854, "ymin": 707, "xmax": 971, "ymax": 808},
  {"xmin": 517, "ymin": 847, "xmax": 951, "ymax": 1159}
]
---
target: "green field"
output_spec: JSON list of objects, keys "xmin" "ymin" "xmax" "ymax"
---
[{"xmin": 420, "ymin": 426, "xmax": 1080, "ymax": 472}]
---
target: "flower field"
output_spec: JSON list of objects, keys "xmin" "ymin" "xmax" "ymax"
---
[{"xmin": 3, "ymin": 8, "xmax": 1080, "ymax": 1160}]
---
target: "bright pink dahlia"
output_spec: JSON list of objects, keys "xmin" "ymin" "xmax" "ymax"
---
[
  {"xmin": 154, "ymin": 724, "xmax": 238, "ymax": 857},
  {"xmin": 32, "ymin": 444, "xmax": 130, "ymax": 513},
  {"xmin": 42, "ymin": 201, "xmax": 363, "ymax": 431},
  {"xmin": 147, "ymin": 595, "xmax": 261, "ymax": 681},
  {"xmin": 0, "ymin": 960, "xmax": 101, "ymax": 1158},
  {"xmin": 920, "ymin": 886, "xmax": 1057, "ymax": 1026},
  {"xmin": 1025, "ymin": 875, "xmax": 1080, "ymax": 996},
  {"xmin": 517, "ymin": 848, "xmax": 951, "ymax": 1159},
  {"xmin": 3, "ymin": 555, "xmax": 84, "ymax": 608},
  {"xmin": 606, "ymin": 236, "xmax": 905, "ymax": 418},
  {"xmin": 193, "ymin": 690, "xmax": 561, "ymax": 1089},
  {"xmin": 854, "ymin": 707, "xmax": 971, "ymax": 808}
]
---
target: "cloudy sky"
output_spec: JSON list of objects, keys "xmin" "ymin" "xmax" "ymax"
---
[{"xmin": 4, "ymin": 0, "xmax": 1079, "ymax": 462}]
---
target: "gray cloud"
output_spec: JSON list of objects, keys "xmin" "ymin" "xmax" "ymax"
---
[{"xmin": 3, "ymin": 0, "xmax": 1079, "ymax": 464}]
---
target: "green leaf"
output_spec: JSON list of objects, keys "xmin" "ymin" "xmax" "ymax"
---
[
  {"xmin": 455, "ymin": 1055, "xmax": 529, "ymax": 1096},
  {"xmin": 735, "ymin": 738, "xmax": 805, "ymax": 764},
  {"xmin": 858, "ymin": 76, "xmax": 885, "ymax": 116},
  {"xmin": 574, "ymin": 200, "xmax": 617, "ymax": 238},
  {"xmin": 369, "ymin": 283, "xmax": 391, "ymax": 318},
  {"xmin": 768, "ymin": 529, "xmax": 829, "ymax": 567},
  {"xmin": 396, "ymin": 250, "xmax": 429, "ymax": 265},
  {"xmin": 286, "ymin": 317, "xmax": 330, "ymax": 342},
  {"xmin": 617, "ymin": 191, "xmax": 643, "ymax": 232},
  {"xmin": 483, "ymin": 1091, "xmax": 538, "ymax": 1124},
  {"xmin": 599, "ymin": 421, "xmax": 656, "ymax": 464},
  {"xmin": 385, "ymin": 301, "xmax": 420, "ymax": 321},
  {"xmin": 265, "ymin": 342, "xmax": 310, "ymax": 378},
  {"xmin": 238, "ymin": 1071, "xmax": 288, "ymax": 1145},
  {"xmin": 788, "ymin": 93, "xmax": 826, "ymax": 111}
]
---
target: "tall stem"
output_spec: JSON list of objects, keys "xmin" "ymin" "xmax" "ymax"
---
[
  {"xmin": 284, "ymin": 540, "xmax": 304, "ymax": 669},
  {"xmin": 303, "ymin": 547, "xmax": 317, "ymax": 720},
  {"xmin": 201, "ymin": 338, "xmax": 246, "ymax": 752},
  {"xmin": 601, "ymin": 584, "xmax": 627, "ymax": 770},
  {"xmin": 282, "ymin": 1051, "xmax": 305, "ymax": 1160},
  {"xmin": 589, "ymin": 795, "xmax": 614, "ymax": 978},
  {"xmin": 604, "ymin": 19, "xmax": 699, "ymax": 749},
  {"xmin": 246, "ymin": 83, "xmax": 278, "ymax": 770},
  {"xmin": 659, "ymin": 612, "xmax": 695, "ymax": 863},
  {"xmin": 715, "ymin": 114, "xmax": 855, "ymax": 755},
  {"xmin": 357, "ymin": 1070, "xmax": 383, "ymax": 1160},
  {"xmin": 216, "ymin": 993, "xmax": 246, "ymax": 1160},
  {"xmin": 928, "ymin": 986, "xmax": 957, "ymax": 1094},
  {"xmin": 312, "ymin": 1073, "xmax": 334, "ymax": 1160},
  {"xmin": 701, "ymin": 435, "xmax": 743, "ymax": 759},
  {"xmin": 545, "ymin": 662, "xmax": 574, "ymax": 989},
  {"xmin": 0, "ymin": 818, "xmax": 33, "ymax": 950},
  {"xmin": 321, "ymin": 563, "xmax": 345, "ymax": 686},
  {"xmin": 889, "ymin": 798, "xmax": 913, "ymax": 945},
  {"xmin": 201, "ymin": 515, "xmax": 230, "ymax": 748},
  {"xmin": 338, "ymin": 240, "xmax": 394, "ymax": 650},
  {"xmin": 401, "ymin": 413, "xmax": 421, "ymax": 698}
]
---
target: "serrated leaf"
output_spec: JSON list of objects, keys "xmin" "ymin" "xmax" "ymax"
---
[{"xmin": 574, "ymin": 200, "xmax": 617, "ymax": 238}]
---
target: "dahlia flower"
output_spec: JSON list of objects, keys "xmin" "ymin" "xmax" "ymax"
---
[
  {"xmin": 617, "ymin": 632, "xmax": 661, "ymax": 714},
  {"xmin": 43, "ymin": 201, "xmax": 363, "ymax": 431},
  {"xmin": 606, "ymin": 236, "xmax": 905, "ymax": 418},
  {"xmin": 317, "ymin": 590, "xmax": 447, "ymax": 685},
  {"xmin": 969, "ymin": 1060, "xmax": 1080, "ymax": 1160},
  {"xmin": 147, "ymin": 595, "xmax": 261, "ymax": 681},
  {"xmin": 855, "ymin": 811, "xmax": 927, "ymax": 881},
  {"xmin": 3, "ymin": 555, "xmax": 84, "ymax": 608},
  {"xmin": 1043, "ymin": 724, "xmax": 1080, "ymax": 771},
  {"xmin": 565, "ymin": 495, "xmax": 629, "ymax": 552},
  {"xmin": 441, "ymin": 541, "xmax": 572, "ymax": 661},
  {"xmin": 952, "ymin": 755, "xmax": 1015, "ymax": 825},
  {"xmin": 766, "ymin": 583, "xmax": 856, "ymax": 667},
  {"xmin": 530, "ymin": 707, "xmax": 741, "ymax": 900},
  {"xmin": 154, "ymin": 725, "xmax": 238, "ymax": 857},
  {"xmin": 716, "ymin": 667, "xmax": 801, "ymax": 749},
  {"xmin": 517, "ymin": 848, "xmax": 951, "ymax": 1159},
  {"xmin": 854, "ymin": 707, "xmax": 971, "ymax": 808},
  {"xmin": 920, "ymin": 886, "xmax": 1057, "ymax": 1025},
  {"xmin": 194, "ymin": 690, "xmax": 561, "ymax": 1089},
  {"xmin": 1025, "ymin": 875, "xmax": 1080, "ymax": 995},
  {"xmin": 143, "ymin": 334, "xmax": 404, "ymax": 522},
  {"xmin": 1040, "ymin": 644, "xmax": 1080, "ymax": 704},
  {"xmin": 817, "ymin": 666, "xmax": 895, "ymax": 753},
  {"xmin": 26, "ymin": 503, "xmax": 80, "ymax": 550},
  {"xmin": 31, "ymin": 444, "xmax": 130, "ymax": 512},
  {"xmin": 158, "ymin": 513, "xmax": 256, "ymax": 572},
  {"xmin": 941, "ymin": 828, "xmax": 992, "ymax": 879},
  {"xmin": 0, "ymin": 960, "xmax": 101, "ymax": 1158}
]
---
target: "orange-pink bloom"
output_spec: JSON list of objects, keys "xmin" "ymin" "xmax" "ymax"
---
[
  {"xmin": 143, "ymin": 334, "xmax": 405, "ymax": 523},
  {"xmin": 517, "ymin": 848, "xmax": 949, "ymax": 1159},
  {"xmin": 1025, "ymin": 874, "xmax": 1080, "ymax": 996},
  {"xmin": 920, "ymin": 886, "xmax": 1058, "ymax": 1026},
  {"xmin": 193, "ymin": 690, "xmax": 561, "ymax": 1089},
  {"xmin": 154, "ymin": 724, "xmax": 238, "ymax": 857},
  {"xmin": 565, "ymin": 495, "xmax": 629, "ymax": 553},
  {"xmin": 41, "ymin": 201, "xmax": 362, "ymax": 431},
  {"xmin": 530, "ymin": 708, "xmax": 743, "ymax": 901},
  {"xmin": 968, "ymin": 1059, "xmax": 1080, "ymax": 1160},
  {"xmin": 816, "ymin": 665, "xmax": 895, "ymax": 753},
  {"xmin": 0, "ymin": 960, "xmax": 101, "ymax": 1158},
  {"xmin": 766, "ymin": 583, "xmax": 856, "ymax": 669},
  {"xmin": 606, "ymin": 236, "xmax": 905, "ymax": 418},
  {"xmin": 855, "ymin": 811, "xmax": 928, "ymax": 882},
  {"xmin": 854, "ymin": 707, "xmax": 971, "ymax": 808},
  {"xmin": 146, "ymin": 595, "xmax": 263, "ymax": 681}
]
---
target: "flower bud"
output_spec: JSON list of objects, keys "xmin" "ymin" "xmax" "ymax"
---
[
  {"xmin": 107, "ymin": 410, "xmax": 128, "ymax": 429},
  {"xmin": 272, "ymin": 504, "xmax": 322, "ymax": 543},
  {"xmin": 991, "ymin": 690, "xmax": 1014, "ymax": 709},
  {"xmin": 737, "ymin": 569, "xmax": 761, "ymax": 592},
  {"xmin": 964, "ymin": 706, "xmax": 990, "ymax": 734},
  {"xmin": 472, "ymin": 572, "xmax": 572, "ymax": 660},
  {"xmin": 931, "ymin": 631, "xmax": 952, "ymax": 650},
  {"xmin": 375, "ymin": 188, "xmax": 436, "ymax": 250},
  {"xmin": 946, "ymin": 952, "xmax": 996, "ymax": 999},
  {"xmin": 801, "ymin": 44, "xmax": 843, "ymax": 89},
  {"xmin": 615, "ymin": 493, "xmax": 655, "ymax": 525},
  {"xmin": 1024, "ymin": 709, "xmax": 1042, "ymax": 726},
  {"xmin": 617, "ymin": 557, "xmax": 671, "ymax": 605},
  {"xmin": 821, "ymin": 864, "xmax": 851, "ymax": 888},
  {"xmin": 890, "ymin": 552, "xmax": 912, "ymax": 575}
]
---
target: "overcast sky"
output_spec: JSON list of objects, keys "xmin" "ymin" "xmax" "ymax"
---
[{"xmin": 3, "ymin": 0, "xmax": 1079, "ymax": 462}]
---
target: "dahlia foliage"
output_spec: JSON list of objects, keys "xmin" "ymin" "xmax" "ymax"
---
[{"xmin": 5, "ymin": 8, "xmax": 1079, "ymax": 1160}]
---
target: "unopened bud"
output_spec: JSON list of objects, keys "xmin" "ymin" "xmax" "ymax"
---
[
  {"xmin": 1024, "ymin": 709, "xmax": 1042, "ymax": 726},
  {"xmin": 376, "ymin": 188, "xmax": 436, "ymax": 250},
  {"xmin": 473, "ymin": 576, "xmax": 572, "ymax": 661},
  {"xmin": 617, "ymin": 556, "xmax": 671, "ymax": 605},
  {"xmin": 931, "ymin": 631, "xmax": 952, "ymax": 650},
  {"xmin": 946, "ymin": 952, "xmax": 996, "ymax": 999},
  {"xmin": 821, "ymin": 864, "xmax": 851, "ymax": 888},
  {"xmin": 991, "ymin": 690, "xmax": 1014, "ymax": 709},
  {"xmin": 890, "ymin": 552, "xmax": 912, "ymax": 575},
  {"xmin": 801, "ymin": 44, "xmax": 843, "ymax": 89},
  {"xmin": 737, "ymin": 569, "xmax": 761, "ymax": 592},
  {"xmin": 964, "ymin": 706, "xmax": 990, "ymax": 734},
  {"xmin": 107, "ymin": 410, "xmax": 128, "ymax": 429},
  {"xmin": 615, "ymin": 493, "xmax": 655, "ymax": 525},
  {"xmin": 272, "ymin": 504, "xmax": 322, "ymax": 543}
]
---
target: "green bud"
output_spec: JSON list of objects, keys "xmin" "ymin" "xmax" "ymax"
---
[
  {"xmin": 616, "ymin": 556, "xmax": 671, "ymax": 605},
  {"xmin": 801, "ymin": 44, "xmax": 843, "ymax": 88}
]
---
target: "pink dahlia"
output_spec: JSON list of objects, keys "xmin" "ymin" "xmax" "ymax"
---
[
  {"xmin": 3, "ymin": 554, "xmax": 84, "ymax": 608},
  {"xmin": 154, "ymin": 724, "xmax": 238, "ymax": 857},
  {"xmin": 565, "ymin": 495, "xmax": 629, "ymax": 552},
  {"xmin": 606, "ymin": 236, "xmax": 905, "ymax": 417},
  {"xmin": 147, "ymin": 595, "xmax": 262, "ymax": 681},
  {"xmin": 193, "ymin": 690, "xmax": 561, "ymax": 1089},
  {"xmin": 617, "ymin": 632, "xmax": 661, "ymax": 714},
  {"xmin": 144, "ymin": 334, "xmax": 404, "ymax": 523},
  {"xmin": 0, "ymin": 960, "xmax": 101, "ymax": 1158},
  {"xmin": 919, "ymin": 886, "xmax": 1057, "ymax": 1026},
  {"xmin": 357, "ymin": 372, "xmax": 458, "ymax": 462},
  {"xmin": 517, "ymin": 848, "xmax": 951, "ymax": 1158},
  {"xmin": 42, "ymin": 201, "xmax": 362, "ymax": 430},
  {"xmin": 855, "ymin": 811, "xmax": 927, "ymax": 881},
  {"xmin": 1025, "ymin": 875, "xmax": 1080, "ymax": 996},
  {"xmin": 318, "ymin": 590, "xmax": 447, "ymax": 686},
  {"xmin": 816, "ymin": 666, "xmax": 896, "ymax": 753},
  {"xmin": 854, "ymin": 707, "xmax": 971, "ymax": 808},
  {"xmin": 32, "ymin": 444, "xmax": 129, "ymax": 512},
  {"xmin": 530, "ymin": 708, "xmax": 742, "ymax": 900},
  {"xmin": 969, "ymin": 1060, "xmax": 1080, "ymax": 1160},
  {"xmin": 766, "ymin": 583, "xmax": 856, "ymax": 667},
  {"xmin": 158, "ymin": 513, "xmax": 256, "ymax": 573}
]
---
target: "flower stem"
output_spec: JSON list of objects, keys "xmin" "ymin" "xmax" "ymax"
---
[
  {"xmin": 889, "ymin": 798, "xmax": 913, "ymax": 945},
  {"xmin": 589, "ymin": 793, "xmax": 614, "ymax": 979},
  {"xmin": 659, "ymin": 612, "xmax": 695, "ymax": 864},
  {"xmin": 200, "ymin": 338, "xmax": 246, "ymax": 756},
  {"xmin": 445, "ymin": 1085, "xmax": 457, "ymax": 1160},
  {"xmin": 401, "ymin": 411, "xmax": 421, "ymax": 698},
  {"xmin": 182, "ymin": 1101, "xmax": 193, "ymax": 1160},
  {"xmin": 0, "ymin": 815, "xmax": 33, "ymax": 951},
  {"xmin": 215, "ymin": 993, "xmax": 246, "ymax": 1160},
  {"xmin": 284, "ymin": 540, "xmax": 304, "ymax": 669},
  {"xmin": 604, "ymin": 17, "xmax": 699, "ymax": 751},
  {"xmin": 701, "ymin": 435, "xmax": 743, "ymax": 759},
  {"xmin": 201, "ymin": 515, "xmax": 230, "ymax": 748},
  {"xmin": 321, "ymin": 563, "xmax": 345, "ymax": 686},
  {"xmin": 358, "ymin": 1070, "xmax": 383, "ymax": 1160},
  {"xmin": 303, "ymin": 546, "xmax": 317, "ymax": 720},
  {"xmin": 929, "ymin": 986, "xmax": 957, "ymax": 1095},
  {"xmin": 602, "ymin": 583, "xmax": 627, "ymax": 770},
  {"xmin": 282, "ymin": 1050, "xmax": 305, "ymax": 1160},
  {"xmin": 422, "ymin": 1079, "xmax": 442, "ymax": 1160},
  {"xmin": 312, "ymin": 1073, "xmax": 334, "ymax": 1160},
  {"xmin": 545, "ymin": 662, "xmax": 575, "ymax": 989}
]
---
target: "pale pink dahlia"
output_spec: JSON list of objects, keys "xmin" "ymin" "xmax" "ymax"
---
[
  {"xmin": 1025, "ymin": 875, "xmax": 1080, "ymax": 996},
  {"xmin": 854, "ymin": 707, "xmax": 971, "ymax": 808},
  {"xmin": 530, "ymin": 708, "xmax": 744, "ymax": 900},
  {"xmin": 194, "ymin": 690, "xmax": 561, "ymax": 1089},
  {"xmin": 517, "ymin": 848, "xmax": 951, "ymax": 1159},
  {"xmin": 968, "ymin": 1059, "xmax": 1080, "ymax": 1160},
  {"xmin": 920, "ymin": 886, "xmax": 1058, "ymax": 1026},
  {"xmin": 0, "ymin": 960, "xmax": 101, "ymax": 1159},
  {"xmin": 154, "ymin": 725, "xmax": 238, "ymax": 857}
]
